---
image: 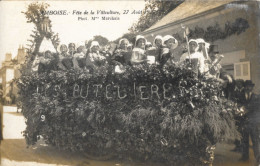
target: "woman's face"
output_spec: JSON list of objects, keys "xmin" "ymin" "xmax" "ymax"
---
[
  {"xmin": 77, "ymin": 46, "xmax": 84, "ymax": 53},
  {"xmin": 45, "ymin": 51, "xmax": 52, "ymax": 59},
  {"xmin": 155, "ymin": 39, "xmax": 162, "ymax": 48},
  {"xmin": 165, "ymin": 38, "xmax": 176, "ymax": 49},
  {"xmin": 91, "ymin": 45, "xmax": 99, "ymax": 53},
  {"xmin": 189, "ymin": 41, "xmax": 197, "ymax": 53},
  {"xmin": 60, "ymin": 45, "xmax": 68, "ymax": 53},
  {"xmin": 120, "ymin": 40, "xmax": 128, "ymax": 50},
  {"xmin": 136, "ymin": 39, "xmax": 146, "ymax": 49},
  {"xmin": 198, "ymin": 43, "xmax": 205, "ymax": 52},
  {"xmin": 127, "ymin": 46, "xmax": 132, "ymax": 52},
  {"xmin": 69, "ymin": 45, "xmax": 75, "ymax": 52}
]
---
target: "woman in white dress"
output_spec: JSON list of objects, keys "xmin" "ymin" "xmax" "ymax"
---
[
  {"xmin": 130, "ymin": 35, "xmax": 147, "ymax": 65},
  {"xmin": 180, "ymin": 39, "xmax": 206, "ymax": 75}
]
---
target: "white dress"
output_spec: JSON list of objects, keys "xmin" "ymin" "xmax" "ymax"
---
[
  {"xmin": 180, "ymin": 52, "xmax": 206, "ymax": 74},
  {"xmin": 130, "ymin": 47, "xmax": 147, "ymax": 64}
]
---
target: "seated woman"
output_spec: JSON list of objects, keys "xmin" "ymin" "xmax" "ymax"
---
[
  {"xmin": 112, "ymin": 38, "xmax": 131, "ymax": 65},
  {"xmin": 130, "ymin": 35, "xmax": 147, "ymax": 65},
  {"xmin": 179, "ymin": 39, "xmax": 206, "ymax": 75},
  {"xmin": 159, "ymin": 35, "xmax": 178, "ymax": 67}
]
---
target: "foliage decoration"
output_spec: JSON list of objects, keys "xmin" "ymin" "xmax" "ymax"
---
[
  {"xmin": 17, "ymin": 63, "xmax": 239, "ymax": 165},
  {"xmin": 22, "ymin": 2, "xmax": 60, "ymax": 54},
  {"xmin": 175, "ymin": 18, "xmax": 250, "ymax": 42}
]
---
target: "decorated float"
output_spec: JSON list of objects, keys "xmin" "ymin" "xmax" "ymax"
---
[{"xmin": 17, "ymin": 3, "xmax": 240, "ymax": 166}]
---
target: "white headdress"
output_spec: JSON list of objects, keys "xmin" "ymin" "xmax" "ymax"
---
[
  {"xmin": 188, "ymin": 39, "xmax": 199, "ymax": 52},
  {"xmin": 196, "ymin": 38, "xmax": 210, "ymax": 49},
  {"xmin": 119, "ymin": 38, "xmax": 129, "ymax": 45},
  {"xmin": 153, "ymin": 35, "xmax": 163, "ymax": 46},
  {"xmin": 163, "ymin": 35, "xmax": 178, "ymax": 49},
  {"xmin": 90, "ymin": 41, "xmax": 100, "ymax": 50},
  {"xmin": 135, "ymin": 35, "xmax": 146, "ymax": 47}
]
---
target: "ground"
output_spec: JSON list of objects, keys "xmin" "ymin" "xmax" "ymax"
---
[{"xmin": 0, "ymin": 106, "xmax": 257, "ymax": 166}]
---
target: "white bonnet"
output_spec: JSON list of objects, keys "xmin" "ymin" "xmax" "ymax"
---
[
  {"xmin": 153, "ymin": 35, "xmax": 163, "ymax": 45},
  {"xmin": 135, "ymin": 35, "xmax": 146, "ymax": 47},
  {"xmin": 196, "ymin": 38, "xmax": 210, "ymax": 49},
  {"xmin": 163, "ymin": 35, "xmax": 178, "ymax": 49},
  {"xmin": 90, "ymin": 41, "xmax": 100, "ymax": 50},
  {"xmin": 119, "ymin": 38, "xmax": 129, "ymax": 45}
]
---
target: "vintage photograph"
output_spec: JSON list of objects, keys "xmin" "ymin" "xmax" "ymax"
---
[{"xmin": 0, "ymin": 0, "xmax": 259, "ymax": 166}]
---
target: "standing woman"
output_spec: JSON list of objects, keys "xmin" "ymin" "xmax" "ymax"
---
[
  {"xmin": 86, "ymin": 41, "xmax": 107, "ymax": 71},
  {"xmin": 154, "ymin": 35, "xmax": 163, "ymax": 49},
  {"xmin": 130, "ymin": 35, "xmax": 147, "ymax": 65},
  {"xmin": 196, "ymin": 38, "xmax": 210, "ymax": 60},
  {"xmin": 180, "ymin": 39, "xmax": 206, "ymax": 75},
  {"xmin": 57, "ymin": 44, "xmax": 69, "ymax": 70},
  {"xmin": 58, "ymin": 44, "xmax": 69, "ymax": 59},
  {"xmin": 73, "ymin": 45, "xmax": 87, "ymax": 70},
  {"xmin": 160, "ymin": 35, "xmax": 178, "ymax": 67},
  {"xmin": 153, "ymin": 35, "xmax": 163, "ymax": 64},
  {"xmin": 113, "ymin": 38, "xmax": 131, "ymax": 65},
  {"xmin": 197, "ymin": 38, "xmax": 211, "ymax": 74},
  {"xmin": 60, "ymin": 43, "xmax": 76, "ymax": 70},
  {"xmin": 68, "ymin": 43, "xmax": 76, "ymax": 57}
]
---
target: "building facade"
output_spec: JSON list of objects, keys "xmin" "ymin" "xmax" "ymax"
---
[
  {"xmin": 0, "ymin": 46, "xmax": 26, "ymax": 104},
  {"xmin": 141, "ymin": 0, "xmax": 260, "ymax": 93}
]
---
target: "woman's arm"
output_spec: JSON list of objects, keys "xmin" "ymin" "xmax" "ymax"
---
[{"xmin": 72, "ymin": 57, "xmax": 81, "ymax": 70}]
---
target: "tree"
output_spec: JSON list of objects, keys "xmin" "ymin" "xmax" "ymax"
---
[
  {"xmin": 22, "ymin": 2, "xmax": 60, "ymax": 54},
  {"xmin": 129, "ymin": 0, "xmax": 184, "ymax": 33}
]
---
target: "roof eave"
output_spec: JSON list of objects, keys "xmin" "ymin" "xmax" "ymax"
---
[{"xmin": 140, "ymin": 1, "xmax": 239, "ymax": 36}]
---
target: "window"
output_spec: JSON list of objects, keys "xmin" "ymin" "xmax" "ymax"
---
[{"xmin": 234, "ymin": 61, "xmax": 250, "ymax": 80}]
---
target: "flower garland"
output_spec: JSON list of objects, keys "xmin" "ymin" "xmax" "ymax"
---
[{"xmin": 173, "ymin": 18, "xmax": 249, "ymax": 43}]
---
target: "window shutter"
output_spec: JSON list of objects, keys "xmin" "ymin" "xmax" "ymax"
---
[{"xmin": 234, "ymin": 61, "xmax": 250, "ymax": 80}]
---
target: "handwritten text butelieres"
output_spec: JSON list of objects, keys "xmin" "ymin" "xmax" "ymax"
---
[{"xmin": 36, "ymin": 83, "xmax": 177, "ymax": 101}]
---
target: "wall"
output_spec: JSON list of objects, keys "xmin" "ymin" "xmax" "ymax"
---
[{"xmin": 142, "ymin": 1, "xmax": 260, "ymax": 93}]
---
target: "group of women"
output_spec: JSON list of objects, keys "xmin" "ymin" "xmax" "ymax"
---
[{"xmin": 31, "ymin": 34, "xmax": 226, "ymax": 80}]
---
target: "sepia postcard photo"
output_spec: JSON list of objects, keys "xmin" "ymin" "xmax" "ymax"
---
[{"xmin": 0, "ymin": 0, "xmax": 259, "ymax": 166}]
